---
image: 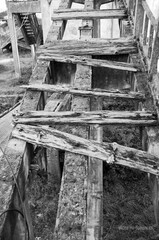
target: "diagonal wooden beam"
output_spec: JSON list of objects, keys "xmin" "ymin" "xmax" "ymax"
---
[
  {"xmin": 39, "ymin": 54, "xmax": 141, "ymax": 72},
  {"xmin": 12, "ymin": 124, "xmax": 159, "ymax": 175},
  {"xmin": 21, "ymin": 84, "xmax": 145, "ymax": 101}
]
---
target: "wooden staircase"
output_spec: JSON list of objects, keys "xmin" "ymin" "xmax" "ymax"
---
[
  {"xmin": 1, "ymin": 0, "xmax": 159, "ymax": 239},
  {"xmin": 16, "ymin": 13, "xmax": 42, "ymax": 46}
]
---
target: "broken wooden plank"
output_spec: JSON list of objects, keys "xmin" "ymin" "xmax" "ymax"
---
[
  {"xmin": 14, "ymin": 110, "xmax": 158, "ymax": 126},
  {"xmin": 39, "ymin": 54, "xmax": 141, "ymax": 72},
  {"xmin": 21, "ymin": 84, "xmax": 145, "ymax": 100},
  {"xmin": 52, "ymin": 9, "xmax": 127, "ymax": 21},
  {"xmin": 38, "ymin": 37, "xmax": 137, "ymax": 55},
  {"xmin": 12, "ymin": 124, "xmax": 159, "ymax": 175}
]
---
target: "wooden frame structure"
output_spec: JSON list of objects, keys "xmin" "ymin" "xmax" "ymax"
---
[{"xmin": 1, "ymin": 0, "xmax": 159, "ymax": 239}]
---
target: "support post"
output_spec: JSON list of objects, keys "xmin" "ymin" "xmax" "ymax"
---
[
  {"xmin": 134, "ymin": 0, "xmax": 144, "ymax": 38},
  {"xmin": 41, "ymin": 0, "xmax": 53, "ymax": 43},
  {"xmin": 7, "ymin": 11, "xmax": 21, "ymax": 78}
]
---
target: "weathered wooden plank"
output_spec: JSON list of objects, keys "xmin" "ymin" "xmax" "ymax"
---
[
  {"xmin": 142, "ymin": 12, "xmax": 149, "ymax": 45},
  {"xmin": 7, "ymin": 12, "xmax": 21, "ymax": 78},
  {"xmin": 14, "ymin": 110, "xmax": 158, "ymax": 126},
  {"xmin": 6, "ymin": 1, "xmax": 41, "ymax": 13},
  {"xmin": 134, "ymin": 0, "xmax": 144, "ymax": 38},
  {"xmin": 39, "ymin": 54, "xmax": 141, "ymax": 72},
  {"xmin": 38, "ymin": 38, "xmax": 137, "ymax": 55},
  {"xmin": 44, "ymin": 92, "xmax": 71, "ymax": 181},
  {"xmin": 142, "ymin": 0, "xmax": 157, "ymax": 28},
  {"xmin": 21, "ymin": 84, "xmax": 145, "ymax": 100},
  {"xmin": 150, "ymin": 20, "xmax": 159, "ymax": 74},
  {"xmin": 12, "ymin": 124, "xmax": 159, "ymax": 175},
  {"xmin": 52, "ymin": 9, "xmax": 127, "ymax": 21}
]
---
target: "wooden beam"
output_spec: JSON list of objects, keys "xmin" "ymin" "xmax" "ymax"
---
[
  {"xmin": 6, "ymin": 1, "xmax": 41, "ymax": 14},
  {"xmin": 7, "ymin": 12, "xmax": 21, "ymax": 78},
  {"xmin": 21, "ymin": 84, "xmax": 145, "ymax": 100},
  {"xmin": 12, "ymin": 124, "xmax": 159, "ymax": 175},
  {"xmin": 134, "ymin": 0, "xmax": 144, "ymax": 38},
  {"xmin": 38, "ymin": 37, "xmax": 137, "ymax": 55},
  {"xmin": 39, "ymin": 54, "xmax": 141, "ymax": 72},
  {"xmin": 52, "ymin": 9, "xmax": 127, "ymax": 21},
  {"xmin": 14, "ymin": 110, "xmax": 158, "ymax": 126},
  {"xmin": 44, "ymin": 92, "xmax": 71, "ymax": 181}
]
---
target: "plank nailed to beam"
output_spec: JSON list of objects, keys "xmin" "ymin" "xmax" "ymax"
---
[
  {"xmin": 12, "ymin": 124, "xmax": 159, "ymax": 175},
  {"xmin": 21, "ymin": 84, "xmax": 145, "ymax": 100},
  {"xmin": 39, "ymin": 54, "xmax": 141, "ymax": 72},
  {"xmin": 52, "ymin": 9, "xmax": 127, "ymax": 20},
  {"xmin": 38, "ymin": 38, "xmax": 137, "ymax": 55},
  {"xmin": 14, "ymin": 110, "xmax": 158, "ymax": 126}
]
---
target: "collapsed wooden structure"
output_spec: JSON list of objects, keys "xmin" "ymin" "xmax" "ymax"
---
[{"xmin": 1, "ymin": 0, "xmax": 159, "ymax": 239}]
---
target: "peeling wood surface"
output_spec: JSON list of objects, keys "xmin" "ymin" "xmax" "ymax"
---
[
  {"xmin": 21, "ymin": 84, "xmax": 145, "ymax": 100},
  {"xmin": 52, "ymin": 9, "xmax": 127, "ymax": 20},
  {"xmin": 14, "ymin": 110, "xmax": 158, "ymax": 126},
  {"xmin": 38, "ymin": 37, "xmax": 137, "ymax": 55},
  {"xmin": 12, "ymin": 124, "xmax": 159, "ymax": 175},
  {"xmin": 39, "ymin": 53, "xmax": 140, "ymax": 72}
]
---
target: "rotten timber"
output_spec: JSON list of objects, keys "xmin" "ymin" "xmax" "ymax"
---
[
  {"xmin": 38, "ymin": 38, "xmax": 138, "ymax": 55},
  {"xmin": 12, "ymin": 124, "xmax": 159, "ymax": 175},
  {"xmin": 52, "ymin": 9, "xmax": 127, "ymax": 20},
  {"xmin": 14, "ymin": 110, "xmax": 158, "ymax": 126},
  {"xmin": 21, "ymin": 84, "xmax": 145, "ymax": 100},
  {"xmin": 39, "ymin": 54, "xmax": 141, "ymax": 72}
]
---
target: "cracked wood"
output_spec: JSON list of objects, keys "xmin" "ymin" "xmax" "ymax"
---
[{"xmin": 12, "ymin": 124, "xmax": 159, "ymax": 175}]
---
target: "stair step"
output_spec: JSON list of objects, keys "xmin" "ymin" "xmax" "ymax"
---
[{"xmin": 38, "ymin": 38, "xmax": 137, "ymax": 56}]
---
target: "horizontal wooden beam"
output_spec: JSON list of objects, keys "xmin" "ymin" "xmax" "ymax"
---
[
  {"xmin": 38, "ymin": 37, "xmax": 137, "ymax": 55},
  {"xmin": 12, "ymin": 124, "xmax": 159, "ymax": 175},
  {"xmin": 39, "ymin": 54, "xmax": 141, "ymax": 72},
  {"xmin": 14, "ymin": 110, "xmax": 158, "ymax": 126},
  {"xmin": 21, "ymin": 84, "xmax": 145, "ymax": 100},
  {"xmin": 142, "ymin": 0, "xmax": 157, "ymax": 28},
  {"xmin": 52, "ymin": 9, "xmax": 127, "ymax": 20},
  {"xmin": 6, "ymin": 1, "xmax": 41, "ymax": 14}
]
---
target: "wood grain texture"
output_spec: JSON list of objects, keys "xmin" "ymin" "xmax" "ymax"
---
[
  {"xmin": 21, "ymin": 83, "xmax": 145, "ymax": 100},
  {"xmin": 14, "ymin": 110, "xmax": 158, "ymax": 126},
  {"xmin": 52, "ymin": 9, "xmax": 127, "ymax": 20},
  {"xmin": 39, "ymin": 53, "xmax": 141, "ymax": 72},
  {"xmin": 12, "ymin": 124, "xmax": 159, "ymax": 175},
  {"xmin": 38, "ymin": 37, "xmax": 137, "ymax": 55}
]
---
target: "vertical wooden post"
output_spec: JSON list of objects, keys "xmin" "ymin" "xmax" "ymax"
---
[
  {"xmin": 41, "ymin": 0, "xmax": 52, "ymax": 43},
  {"xmin": 31, "ymin": 44, "xmax": 36, "ymax": 70},
  {"xmin": 134, "ymin": 0, "xmax": 144, "ymax": 38},
  {"xmin": 94, "ymin": 1, "xmax": 101, "ymax": 38},
  {"xmin": 150, "ymin": 20, "xmax": 159, "ymax": 74},
  {"xmin": 142, "ymin": 12, "xmax": 149, "ymax": 45},
  {"xmin": 7, "ymin": 10, "xmax": 21, "ymax": 78}
]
